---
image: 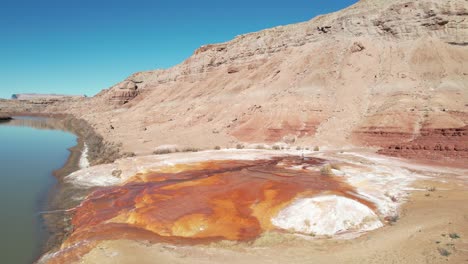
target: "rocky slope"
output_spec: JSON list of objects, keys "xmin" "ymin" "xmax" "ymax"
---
[{"xmin": 5, "ymin": 0, "xmax": 468, "ymax": 162}]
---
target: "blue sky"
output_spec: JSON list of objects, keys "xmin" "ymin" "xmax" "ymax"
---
[{"xmin": 0, "ymin": 0, "xmax": 358, "ymax": 98}]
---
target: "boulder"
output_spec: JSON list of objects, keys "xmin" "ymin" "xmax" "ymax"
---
[{"xmin": 350, "ymin": 42, "xmax": 365, "ymax": 53}]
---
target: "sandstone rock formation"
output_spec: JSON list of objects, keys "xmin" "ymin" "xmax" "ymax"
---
[
  {"xmin": 109, "ymin": 81, "xmax": 140, "ymax": 104},
  {"xmin": 2, "ymin": 0, "xmax": 467, "ymax": 163}
]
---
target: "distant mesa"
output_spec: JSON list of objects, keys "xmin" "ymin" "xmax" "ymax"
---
[{"xmin": 11, "ymin": 93, "xmax": 85, "ymax": 100}]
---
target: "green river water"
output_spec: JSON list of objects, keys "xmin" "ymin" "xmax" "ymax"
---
[{"xmin": 0, "ymin": 117, "xmax": 77, "ymax": 263}]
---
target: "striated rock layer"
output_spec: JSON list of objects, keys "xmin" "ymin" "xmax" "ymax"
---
[{"xmin": 378, "ymin": 125, "xmax": 468, "ymax": 160}]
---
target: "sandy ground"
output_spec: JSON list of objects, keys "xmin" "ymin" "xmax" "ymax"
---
[{"xmin": 74, "ymin": 153, "xmax": 468, "ymax": 264}]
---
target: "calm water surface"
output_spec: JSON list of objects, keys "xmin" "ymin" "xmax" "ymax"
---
[{"xmin": 0, "ymin": 117, "xmax": 77, "ymax": 263}]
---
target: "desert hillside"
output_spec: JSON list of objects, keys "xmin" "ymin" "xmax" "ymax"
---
[{"xmin": 10, "ymin": 0, "xmax": 468, "ymax": 161}]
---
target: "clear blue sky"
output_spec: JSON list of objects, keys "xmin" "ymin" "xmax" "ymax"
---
[{"xmin": 0, "ymin": 0, "xmax": 358, "ymax": 99}]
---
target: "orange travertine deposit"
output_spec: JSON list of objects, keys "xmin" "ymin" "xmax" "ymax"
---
[{"xmin": 47, "ymin": 156, "xmax": 376, "ymax": 263}]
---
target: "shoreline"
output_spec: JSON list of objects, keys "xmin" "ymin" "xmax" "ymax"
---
[
  {"xmin": 42, "ymin": 136, "xmax": 87, "ymax": 255},
  {"xmin": 0, "ymin": 115, "xmax": 12, "ymax": 122},
  {"xmin": 5, "ymin": 113, "xmax": 123, "ymax": 166},
  {"xmin": 38, "ymin": 114, "xmax": 123, "ymax": 258},
  {"xmin": 0, "ymin": 115, "xmax": 92, "ymax": 263}
]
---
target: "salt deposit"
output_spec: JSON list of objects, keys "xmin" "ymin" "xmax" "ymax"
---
[{"xmin": 272, "ymin": 195, "xmax": 383, "ymax": 236}]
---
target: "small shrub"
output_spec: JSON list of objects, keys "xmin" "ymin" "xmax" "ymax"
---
[
  {"xmin": 449, "ymin": 233, "xmax": 460, "ymax": 239},
  {"xmin": 214, "ymin": 146, "xmax": 221, "ymax": 150},
  {"xmin": 385, "ymin": 215, "xmax": 399, "ymax": 224},
  {"xmin": 181, "ymin": 147, "xmax": 200, "ymax": 152},
  {"xmin": 236, "ymin": 144, "xmax": 244, "ymax": 149},
  {"xmin": 437, "ymin": 247, "xmax": 451, "ymax": 257},
  {"xmin": 272, "ymin": 145, "xmax": 281, "ymax": 150},
  {"xmin": 255, "ymin": 145, "xmax": 266, "ymax": 149},
  {"xmin": 122, "ymin": 152, "xmax": 136, "ymax": 158},
  {"xmin": 320, "ymin": 164, "xmax": 333, "ymax": 176},
  {"xmin": 153, "ymin": 149, "xmax": 173, "ymax": 155},
  {"xmin": 111, "ymin": 169, "xmax": 122, "ymax": 178},
  {"xmin": 296, "ymin": 146, "xmax": 302, "ymax": 150},
  {"xmin": 427, "ymin": 187, "xmax": 436, "ymax": 192},
  {"xmin": 314, "ymin": 146, "xmax": 320, "ymax": 151}
]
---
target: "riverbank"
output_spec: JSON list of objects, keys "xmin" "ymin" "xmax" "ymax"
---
[
  {"xmin": 3, "ymin": 114, "xmax": 124, "ymax": 166},
  {"xmin": 0, "ymin": 115, "xmax": 12, "ymax": 122},
  {"xmin": 42, "ymin": 136, "xmax": 86, "ymax": 253},
  {"xmin": 32, "ymin": 115, "xmax": 124, "ymax": 256}
]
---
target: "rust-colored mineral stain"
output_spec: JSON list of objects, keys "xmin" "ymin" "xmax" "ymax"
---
[{"xmin": 50, "ymin": 156, "xmax": 372, "ymax": 263}]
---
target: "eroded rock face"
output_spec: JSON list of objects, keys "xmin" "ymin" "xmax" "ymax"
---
[
  {"xmin": 378, "ymin": 125, "xmax": 468, "ymax": 160},
  {"xmin": 123, "ymin": 0, "xmax": 468, "ymax": 85},
  {"xmin": 353, "ymin": 126, "xmax": 415, "ymax": 147},
  {"xmin": 109, "ymin": 81, "xmax": 140, "ymax": 104},
  {"xmin": 43, "ymin": 156, "xmax": 379, "ymax": 263}
]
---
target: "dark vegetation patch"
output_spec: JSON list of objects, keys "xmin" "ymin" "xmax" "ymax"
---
[{"xmin": 61, "ymin": 116, "xmax": 122, "ymax": 165}]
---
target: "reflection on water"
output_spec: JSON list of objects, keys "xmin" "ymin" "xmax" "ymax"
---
[
  {"xmin": 45, "ymin": 156, "xmax": 374, "ymax": 264},
  {"xmin": 0, "ymin": 116, "xmax": 69, "ymax": 132},
  {"xmin": 0, "ymin": 117, "xmax": 77, "ymax": 264}
]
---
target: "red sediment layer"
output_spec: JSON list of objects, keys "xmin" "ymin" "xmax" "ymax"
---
[
  {"xmin": 353, "ymin": 126, "xmax": 415, "ymax": 146},
  {"xmin": 378, "ymin": 126, "xmax": 468, "ymax": 161},
  {"xmin": 46, "ymin": 156, "xmax": 372, "ymax": 263},
  {"xmin": 232, "ymin": 119, "xmax": 318, "ymax": 143}
]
